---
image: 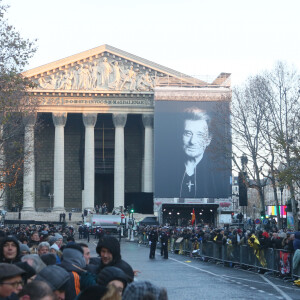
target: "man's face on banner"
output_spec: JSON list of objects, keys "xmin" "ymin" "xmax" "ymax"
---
[{"xmin": 182, "ymin": 119, "xmax": 211, "ymax": 159}]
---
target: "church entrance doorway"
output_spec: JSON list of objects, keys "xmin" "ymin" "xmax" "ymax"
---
[{"xmin": 95, "ymin": 174, "xmax": 114, "ymax": 212}]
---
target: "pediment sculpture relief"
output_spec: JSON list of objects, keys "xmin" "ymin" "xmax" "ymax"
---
[{"xmin": 35, "ymin": 56, "xmax": 161, "ymax": 92}]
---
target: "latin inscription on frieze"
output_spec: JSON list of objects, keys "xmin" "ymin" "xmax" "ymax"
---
[{"xmin": 38, "ymin": 97, "xmax": 154, "ymax": 107}]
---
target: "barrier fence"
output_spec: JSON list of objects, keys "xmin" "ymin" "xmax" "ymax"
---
[{"xmin": 137, "ymin": 233, "xmax": 300, "ymax": 280}]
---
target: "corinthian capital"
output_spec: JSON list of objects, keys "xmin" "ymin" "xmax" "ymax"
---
[
  {"xmin": 52, "ymin": 112, "xmax": 67, "ymax": 127},
  {"xmin": 112, "ymin": 113, "xmax": 127, "ymax": 128},
  {"xmin": 83, "ymin": 113, "xmax": 97, "ymax": 127},
  {"xmin": 142, "ymin": 114, "xmax": 153, "ymax": 127},
  {"xmin": 23, "ymin": 113, "xmax": 37, "ymax": 127}
]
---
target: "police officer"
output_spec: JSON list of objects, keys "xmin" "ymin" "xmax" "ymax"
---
[
  {"xmin": 78, "ymin": 225, "xmax": 83, "ymax": 239},
  {"xmin": 148, "ymin": 227, "xmax": 158, "ymax": 259},
  {"xmin": 160, "ymin": 227, "xmax": 169, "ymax": 259}
]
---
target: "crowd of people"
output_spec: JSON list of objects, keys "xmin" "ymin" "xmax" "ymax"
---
[
  {"xmin": 137, "ymin": 223, "xmax": 300, "ymax": 276},
  {"xmin": 0, "ymin": 223, "xmax": 168, "ymax": 300},
  {"xmin": 138, "ymin": 224, "xmax": 300, "ymax": 253}
]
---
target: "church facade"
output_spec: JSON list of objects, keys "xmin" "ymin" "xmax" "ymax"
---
[{"xmin": 8, "ymin": 45, "xmax": 231, "ymax": 215}]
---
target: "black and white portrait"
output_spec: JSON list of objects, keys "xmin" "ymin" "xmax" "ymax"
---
[{"xmin": 154, "ymin": 100, "xmax": 231, "ymax": 199}]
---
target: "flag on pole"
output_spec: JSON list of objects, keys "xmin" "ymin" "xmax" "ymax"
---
[{"xmin": 191, "ymin": 208, "xmax": 196, "ymax": 225}]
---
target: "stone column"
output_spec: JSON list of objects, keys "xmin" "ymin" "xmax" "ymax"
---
[
  {"xmin": 52, "ymin": 112, "xmax": 67, "ymax": 211},
  {"xmin": 22, "ymin": 114, "xmax": 36, "ymax": 211},
  {"xmin": 83, "ymin": 113, "xmax": 97, "ymax": 210},
  {"xmin": 142, "ymin": 114, "xmax": 154, "ymax": 192},
  {"xmin": 113, "ymin": 114, "xmax": 127, "ymax": 208}
]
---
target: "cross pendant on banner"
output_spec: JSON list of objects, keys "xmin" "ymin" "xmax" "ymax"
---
[{"xmin": 186, "ymin": 180, "xmax": 194, "ymax": 192}]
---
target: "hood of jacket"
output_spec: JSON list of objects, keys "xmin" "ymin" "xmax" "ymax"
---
[
  {"xmin": 0, "ymin": 236, "xmax": 20, "ymax": 263},
  {"xmin": 62, "ymin": 248, "xmax": 86, "ymax": 270},
  {"xmin": 96, "ymin": 236, "xmax": 121, "ymax": 263}
]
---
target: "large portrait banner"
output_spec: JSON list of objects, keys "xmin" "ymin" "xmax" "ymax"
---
[{"xmin": 154, "ymin": 100, "xmax": 231, "ymax": 199}]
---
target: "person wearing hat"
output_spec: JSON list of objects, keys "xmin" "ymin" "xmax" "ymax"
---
[
  {"xmin": 0, "ymin": 263, "xmax": 25, "ymax": 299},
  {"xmin": 0, "ymin": 236, "xmax": 21, "ymax": 263},
  {"xmin": 97, "ymin": 266, "xmax": 129, "ymax": 296},
  {"xmin": 95, "ymin": 236, "xmax": 134, "ymax": 282},
  {"xmin": 49, "ymin": 244, "xmax": 61, "ymax": 264},
  {"xmin": 18, "ymin": 281, "xmax": 55, "ymax": 300},
  {"xmin": 35, "ymin": 265, "xmax": 69, "ymax": 300},
  {"xmin": 122, "ymin": 280, "xmax": 168, "ymax": 300},
  {"xmin": 19, "ymin": 245, "xmax": 30, "ymax": 257}
]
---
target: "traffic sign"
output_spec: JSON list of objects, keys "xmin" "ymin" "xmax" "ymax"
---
[
  {"xmin": 121, "ymin": 214, "xmax": 125, "ymax": 219},
  {"xmin": 255, "ymin": 218, "xmax": 261, "ymax": 224},
  {"xmin": 263, "ymin": 219, "xmax": 268, "ymax": 225}
]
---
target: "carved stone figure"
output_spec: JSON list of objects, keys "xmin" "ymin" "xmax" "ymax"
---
[
  {"xmin": 121, "ymin": 66, "xmax": 136, "ymax": 91},
  {"xmin": 99, "ymin": 57, "xmax": 112, "ymax": 87},
  {"xmin": 137, "ymin": 71, "xmax": 154, "ymax": 91},
  {"xmin": 55, "ymin": 72, "xmax": 64, "ymax": 89},
  {"xmin": 72, "ymin": 65, "xmax": 80, "ymax": 89},
  {"xmin": 109, "ymin": 61, "xmax": 123, "ymax": 90},
  {"xmin": 90, "ymin": 61, "xmax": 98, "ymax": 89},
  {"xmin": 34, "ymin": 56, "xmax": 159, "ymax": 92},
  {"xmin": 59, "ymin": 70, "xmax": 73, "ymax": 90}
]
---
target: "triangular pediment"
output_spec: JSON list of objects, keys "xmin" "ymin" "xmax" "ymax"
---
[{"xmin": 22, "ymin": 45, "xmax": 213, "ymax": 93}]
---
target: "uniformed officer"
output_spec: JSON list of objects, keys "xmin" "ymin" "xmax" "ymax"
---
[
  {"xmin": 160, "ymin": 227, "xmax": 169, "ymax": 259},
  {"xmin": 148, "ymin": 227, "xmax": 158, "ymax": 259}
]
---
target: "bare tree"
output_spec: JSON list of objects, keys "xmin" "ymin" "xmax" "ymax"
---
[
  {"xmin": 230, "ymin": 76, "xmax": 269, "ymax": 216},
  {"xmin": 262, "ymin": 62, "xmax": 300, "ymax": 230},
  {"xmin": 0, "ymin": 1, "xmax": 37, "ymax": 209}
]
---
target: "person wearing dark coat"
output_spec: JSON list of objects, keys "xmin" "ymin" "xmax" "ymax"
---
[
  {"xmin": 148, "ymin": 228, "xmax": 158, "ymax": 259},
  {"xmin": 159, "ymin": 229, "xmax": 169, "ymax": 259},
  {"xmin": 94, "ymin": 236, "xmax": 134, "ymax": 282},
  {"xmin": 58, "ymin": 243, "xmax": 86, "ymax": 300},
  {"xmin": 293, "ymin": 232, "xmax": 300, "ymax": 251},
  {"xmin": 0, "ymin": 236, "xmax": 21, "ymax": 264}
]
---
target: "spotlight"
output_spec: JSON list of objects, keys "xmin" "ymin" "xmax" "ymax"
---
[
  {"xmin": 169, "ymin": 212, "xmax": 172, "ymax": 215},
  {"xmin": 177, "ymin": 212, "xmax": 180, "ymax": 215},
  {"xmin": 210, "ymin": 209, "xmax": 213, "ymax": 212}
]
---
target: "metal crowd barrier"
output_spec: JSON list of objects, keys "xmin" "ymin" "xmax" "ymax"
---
[{"xmin": 168, "ymin": 238, "xmax": 300, "ymax": 279}]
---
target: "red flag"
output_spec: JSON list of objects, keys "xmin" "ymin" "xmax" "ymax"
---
[{"xmin": 191, "ymin": 208, "xmax": 196, "ymax": 225}]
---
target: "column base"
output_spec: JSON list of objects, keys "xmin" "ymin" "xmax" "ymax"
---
[
  {"xmin": 52, "ymin": 207, "xmax": 65, "ymax": 212},
  {"xmin": 22, "ymin": 207, "xmax": 35, "ymax": 212}
]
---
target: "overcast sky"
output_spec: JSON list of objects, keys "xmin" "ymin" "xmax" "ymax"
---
[{"xmin": 4, "ymin": 0, "xmax": 300, "ymax": 86}]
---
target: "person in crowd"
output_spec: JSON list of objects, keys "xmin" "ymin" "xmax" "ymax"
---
[
  {"xmin": 293, "ymin": 231, "xmax": 300, "ymax": 251},
  {"xmin": 21, "ymin": 254, "xmax": 46, "ymax": 274},
  {"xmin": 95, "ymin": 236, "xmax": 134, "ymax": 281},
  {"xmin": 19, "ymin": 244, "xmax": 31, "ymax": 256},
  {"xmin": 49, "ymin": 244, "xmax": 62, "ymax": 264},
  {"xmin": 37, "ymin": 242, "xmax": 50, "ymax": 256},
  {"xmin": 18, "ymin": 281, "xmax": 55, "ymax": 300},
  {"xmin": 28, "ymin": 232, "xmax": 40, "ymax": 249},
  {"xmin": 0, "ymin": 263, "xmax": 25, "ymax": 300},
  {"xmin": 97, "ymin": 266, "xmax": 129, "ymax": 296},
  {"xmin": 78, "ymin": 243, "xmax": 90, "ymax": 265},
  {"xmin": 59, "ymin": 243, "xmax": 86, "ymax": 300},
  {"xmin": 122, "ymin": 280, "xmax": 168, "ymax": 300},
  {"xmin": 15, "ymin": 262, "xmax": 36, "ymax": 284},
  {"xmin": 0, "ymin": 236, "xmax": 21, "ymax": 263},
  {"xmin": 159, "ymin": 228, "xmax": 169, "ymax": 259},
  {"xmin": 40, "ymin": 253, "xmax": 57, "ymax": 266},
  {"xmin": 35, "ymin": 265, "xmax": 69, "ymax": 300},
  {"xmin": 148, "ymin": 227, "xmax": 158, "ymax": 259},
  {"xmin": 77, "ymin": 284, "xmax": 120, "ymax": 300}
]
